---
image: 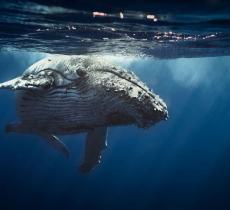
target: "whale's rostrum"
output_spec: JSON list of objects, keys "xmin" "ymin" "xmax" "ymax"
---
[{"xmin": 0, "ymin": 55, "xmax": 168, "ymax": 173}]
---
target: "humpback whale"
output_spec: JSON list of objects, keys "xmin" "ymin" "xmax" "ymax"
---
[{"xmin": 0, "ymin": 55, "xmax": 168, "ymax": 172}]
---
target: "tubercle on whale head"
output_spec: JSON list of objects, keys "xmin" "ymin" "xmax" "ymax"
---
[
  {"xmin": 89, "ymin": 62, "xmax": 169, "ymax": 126},
  {"xmin": 101, "ymin": 77, "xmax": 168, "ymax": 128},
  {"xmin": 127, "ymin": 86, "xmax": 168, "ymax": 127}
]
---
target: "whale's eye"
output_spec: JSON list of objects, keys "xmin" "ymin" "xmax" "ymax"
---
[
  {"xmin": 43, "ymin": 82, "xmax": 51, "ymax": 90},
  {"xmin": 76, "ymin": 69, "xmax": 86, "ymax": 77}
]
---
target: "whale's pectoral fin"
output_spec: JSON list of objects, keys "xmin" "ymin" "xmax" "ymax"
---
[
  {"xmin": 0, "ymin": 76, "xmax": 53, "ymax": 90},
  {"xmin": 39, "ymin": 133, "xmax": 70, "ymax": 158},
  {"xmin": 80, "ymin": 126, "xmax": 108, "ymax": 173},
  {"xmin": 5, "ymin": 124, "xmax": 69, "ymax": 158}
]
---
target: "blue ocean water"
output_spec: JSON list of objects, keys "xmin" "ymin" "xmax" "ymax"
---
[{"xmin": 0, "ymin": 1, "xmax": 230, "ymax": 210}]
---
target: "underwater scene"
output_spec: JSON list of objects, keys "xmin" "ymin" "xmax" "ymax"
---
[{"xmin": 0, "ymin": 0, "xmax": 230, "ymax": 210}]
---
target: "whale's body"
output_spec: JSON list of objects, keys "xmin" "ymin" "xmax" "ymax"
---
[{"xmin": 0, "ymin": 55, "xmax": 168, "ymax": 172}]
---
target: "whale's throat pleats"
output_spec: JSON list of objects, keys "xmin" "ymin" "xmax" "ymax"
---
[{"xmin": 16, "ymin": 83, "xmax": 136, "ymax": 133}]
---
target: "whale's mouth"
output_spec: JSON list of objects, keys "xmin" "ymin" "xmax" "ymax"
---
[{"xmin": 0, "ymin": 76, "xmax": 53, "ymax": 90}]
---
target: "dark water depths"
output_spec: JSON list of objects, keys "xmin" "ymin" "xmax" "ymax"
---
[{"xmin": 0, "ymin": 1, "xmax": 230, "ymax": 210}]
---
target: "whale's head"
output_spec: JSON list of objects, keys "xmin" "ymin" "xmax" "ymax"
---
[{"xmin": 0, "ymin": 55, "xmax": 168, "ymax": 128}]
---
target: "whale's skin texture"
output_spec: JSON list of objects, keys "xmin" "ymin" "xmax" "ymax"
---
[{"xmin": 0, "ymin": 55, "xmax": 168, "ymax": 172}]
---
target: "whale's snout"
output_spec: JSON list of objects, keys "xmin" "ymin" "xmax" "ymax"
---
[{"xmin": 137, "ymin": 94, "xmax": 168, "ymax": 128}]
